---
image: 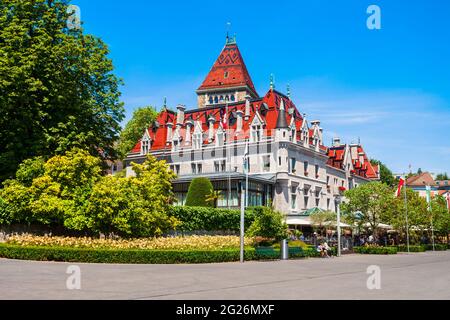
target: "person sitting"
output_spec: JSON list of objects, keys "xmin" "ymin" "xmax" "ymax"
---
[
  {"xmin": 323, "ymin": 242, "xmax": 332, "ymax": 258},
  {"xmin": 317, "ymin": 244, "xmax": 325, "ymax": 257}
]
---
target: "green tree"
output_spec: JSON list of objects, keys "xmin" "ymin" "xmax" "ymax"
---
[
  {"xmin": 15, "ymin": 157, "xmax": 46, "ymax": 187},
  {"xmin": 0, "ymin": 0, "xmax": 124, "ymax": 182},
  {"xmin": 246, "ymin": 207, "xmax": 288, "ymax": 241},
  {"xmin": 84, "ymin": 155, "xmax": 178, "ymax": 237},
  {"xmin": 370, "ymin": 159, "xmax": 396, "ymax": 187},
  {"xmin": 117, "ymin": 106, "xmax": 158, "ymax": 159},
  {"xmin": 341, "ymin": 182, "xmax": 395, "ymax": 238},
  {"xmin": 430, "ymin": 195, "xmax": 450, "ymax": 242},
  {"xmin": 185, "ymin": 178, "xmax": 214, "ymax": 207},
  {"xmin": 436, "ymin": 173, "xmax": 449, "ymax": 181},
  {"xmin": 0, "ymin": 149, "xmax": 102, "ymax": 226},
  {"xmin": 309, "ymin": 210, "xmax": 337, "ymax": 236},
  {"xmin": 205, "ymin": 189, "xmax": 223, "ymax": 208},
  {"xmin": 390, "ymin": 188, "xmax": 429, "ymax": 244}
]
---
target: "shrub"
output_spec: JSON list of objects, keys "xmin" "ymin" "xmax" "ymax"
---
[
  {"xmin": 0, "ymin": 197, "xmax": 10, "ymax": 225},
  {"xmin": 397, "ymin": 245, "xmax": 426, "ymax": 252},
  {"xmin": 354, "ymin": 246, "xmax": 397, "ymax": 255},
  {"xmin": 0, "ymin": 243, "xmax": 257, "ymax": 264},
  {"xmin": 246, "ymin": 207, "xmax": 288, "ymax": 241},
  {"xmin": 185, "ymin": 178, "xmax": 214, "ymax": 207},
  {"xmin": 168, "ymin": 206, "xmax": 255, "ymax": 232},
  {"xmin": 15, "ymin": 157, "xmax": 46, "ymax": 186},
  {"xmin": 424, "ymin": 244, "xmax": 448, "ymax": 251}
]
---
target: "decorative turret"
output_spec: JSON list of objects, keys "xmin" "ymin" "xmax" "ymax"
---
[
  {"xmin": 276, "ymin": 98, "xmax": 289, "ymax": 129},
  {"xmin": 275, "ymin": 98, "xmax": 290, "ymax": 142}
]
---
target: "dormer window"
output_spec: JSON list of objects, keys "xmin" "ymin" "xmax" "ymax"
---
[
  {"xmin": 172, "ymin": 140, "xmax": 180, "ymax": 152},
  {"xmin": 224, "ymin": 72, "xmax": 229, "ymax": 79},
  {"xmin": 216, "ymin": 129, "xmax": 225, "ymax": 147},
  {"xmin": 141, "ymin": 139, "xmax": 150, "ymax": 155},
  {"xmin": 193, "ymin": 132, "xmax": 202, "ymax": 150},
  {"xmin": 251, "ymin": 125, "xmax": 262, "ymax": 142}
]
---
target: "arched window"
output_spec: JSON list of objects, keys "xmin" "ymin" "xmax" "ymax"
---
[
  {"xmin": 220, "ymin": 95, "xmax": 224, "ymax": 101},
  {"xmin": 231, "ymin": 94, "xmax": 235, "ymax": 102},
  {"xmin": 209, "ymin": 96, "xmax": 213, "ymax": 104},
  {"xmin": 214, "ymin": 96, "xmax": 219, "ymax": 104},
  {"xmin": 225, "ymin": 95, "xmax": 229, "ymax": 101}
]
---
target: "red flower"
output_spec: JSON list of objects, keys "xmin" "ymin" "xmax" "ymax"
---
[{"xmin": 339, "ymin": 186, "xmax": 347, "ymax": 192}]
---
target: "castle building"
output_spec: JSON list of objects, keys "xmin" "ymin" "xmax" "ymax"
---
[{"xmin": 124, "ymin": 36, "xmax": 380, "ymax": 219}]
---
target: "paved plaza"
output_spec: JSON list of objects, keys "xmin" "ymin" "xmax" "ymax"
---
[{"xmin": 1, "ymin": 252, "xmax": 449, "ymax": 300}]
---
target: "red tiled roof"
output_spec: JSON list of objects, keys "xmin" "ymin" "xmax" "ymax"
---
[
  {"xmin": 130, "ymin": 90, "xmax": 315, "ymax": 153},
  {"xmin": 197, "ymin": 43, "xmax": 257, "ymax": 97}
]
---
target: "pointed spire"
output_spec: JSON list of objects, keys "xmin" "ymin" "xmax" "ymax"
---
[
  {"xmin": 276, "ymin": 98, "xmax": 288, "ymax": 129},
  {"xmin": 270, "ymin": 74, "xmax": 275, "ymax": 91},
  {"xmin": 162, "ymin": 97, "xmax": 167, "ymax": 111},
  {"xmin": 226, "ymin": 32, "xmax": 236, "ymax": 45}
]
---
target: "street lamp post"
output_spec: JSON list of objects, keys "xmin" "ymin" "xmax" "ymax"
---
[{"xmin": 335, "ymin": 195, "xmax": 342, "ymax": 257}]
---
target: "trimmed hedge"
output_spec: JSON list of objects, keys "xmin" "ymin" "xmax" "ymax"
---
[
  {"xmin": 168, "ymin": 206, "xmax": 255, "ymax": 232},
  {"xmin": 0, "ymin": 244, "xmax": 256, "ymax": 264},
  {"xmin": 354, "ymin": 246, "xmax": 398, "ymax": 255},
  {"xmin": 0, "ymin": 243, "xmax": 322, "ymax": 264},
  {"xmin": 254, "ymin": 246, "xmax": 320, "ymax": 260},
  {"xmin": 424, "ymin": 244, "xmax": 448, "ymax": 251},
  {"xmin": 397, "ymin": 245, "xmax": 426, "ymax": 252}
]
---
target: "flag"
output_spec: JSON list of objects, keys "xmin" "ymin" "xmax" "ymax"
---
[
  {"xmin": 243, "ymin": 141, "xmax": 249, "ymax": 174},
  {"xmin": 396, "ymin": 177, "xmax": 405, "ymax": 197}
]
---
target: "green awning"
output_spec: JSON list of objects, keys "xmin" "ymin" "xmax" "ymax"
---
[{"xmin": 299, "ymin": 207, "xmax": 324, "ymax": 217}]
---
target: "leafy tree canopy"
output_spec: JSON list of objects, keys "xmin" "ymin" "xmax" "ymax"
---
[
  {"xmin": 246, "ymin": 207, "xmax": 288, "ymax": 241},
  {"xmin": 117, "ymin": 106, "xmax": 158, "ymax": 159},
  {"xmin": 341, "ymin": 181, "xmax": 396, "ymax": 236},
  {"xmin": 0, "ymin": 0, "xmax": 124, "ymax": 182},
  {"xmin": 370, "ymin": 159, "xmax": 396, "ymax": 187},
  {"xmin": 436, "ymin": 173, "xmax": 449, "ymax": 181}
]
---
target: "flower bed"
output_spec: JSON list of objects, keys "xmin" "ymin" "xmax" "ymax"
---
[{"xmin": 5, "ymin": 235, "xmax": 256, "ymax": 251}]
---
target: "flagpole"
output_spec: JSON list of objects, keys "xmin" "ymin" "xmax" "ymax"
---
[
  {"xmin": 245, "ymin": 139, "xmax": 249, "ymax": 208},
  {"xmin": 427, "ymin": 185, "xmax": 436, "ymax": 252},
  {"xmin": 403, "ymin": 174, "xmax": 410, "ymax": 253}
]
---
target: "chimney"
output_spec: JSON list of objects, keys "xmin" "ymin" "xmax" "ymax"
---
[
  {"xmin": 166, "ymin": 122, "xmax": 174, "ymax": 142},
  {"xmin": 208, "ymin": 115, "xmax": 216, "ymax": 142},
  {"xmin": 332, "ymin": 137, "xmax": 341, "ymax": 147},
  {"xmin": 185, "ymin": 118, "xmax": 194, "ymax": 143},
  {"xmin": 176, "ymin": 104, "xmax": 186, "ymax": 125},
  {"xmin": 236, "ymin": 110, "xmax": 244, "ymax": 133},
  {"xmin": 311, "ymin": 120, "xmax": 321, "ymax": 127},
  {"xmin": 358, "ymin": 152, "xmax": 365, "ymax": 164},
  {"xmin": 244, "ymin": 95, "xmax": 251, "ymax": 120}
]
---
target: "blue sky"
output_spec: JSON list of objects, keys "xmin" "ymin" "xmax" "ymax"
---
[{"xmin": 74, "ymin": 0, "xmax": 450, "ymax": 175}]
